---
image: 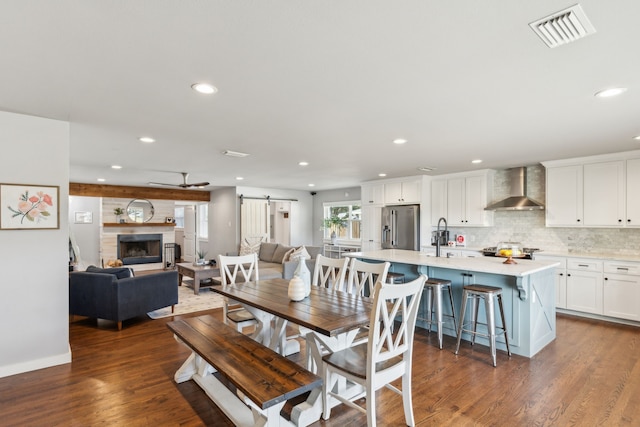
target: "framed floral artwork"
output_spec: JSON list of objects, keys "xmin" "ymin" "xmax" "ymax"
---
[{"xmin": 0, "ymin": 183, "xmax": 60, "ymax": 230}]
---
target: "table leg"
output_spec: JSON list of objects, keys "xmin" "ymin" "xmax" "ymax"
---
[
  {"xmin": 193, "ymin": 272, "xmax": 200, "ymax": 295},
  {"xmin": 178, "ymin": 272, "xmax": 183, "ymax": 286},
  {"xmin": 234, "ymin": 305, "xmax": 300, "ymax": 356}
]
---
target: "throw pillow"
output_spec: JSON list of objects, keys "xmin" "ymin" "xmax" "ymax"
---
[
  {"xmin": 240, "ymin": 239, "xmax": 262, "ymax": 256},
  {"xmin": 282, "ymin": 247, "xmax": 296, "ymax": 263},
  {"xmin": 86, "ymin": 265, "xmax": 134, "ymax": 279},
  {"xmin": 258, "ymin": 242, "xmax": 278, "ymax": 261},
  {"xmin": 289, "ymin": 245, "xmax": 311, "ymax": 261},
  {"xmin": 272, "ymin": 244, "xmax": 293, "ymax": 263}
]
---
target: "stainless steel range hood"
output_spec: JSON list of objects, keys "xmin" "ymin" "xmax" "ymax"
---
[{"xmin": 485, "ymin": 167, "xmax": 545, "ymax": 211}]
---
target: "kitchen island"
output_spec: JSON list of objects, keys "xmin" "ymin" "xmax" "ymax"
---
[{"xmin": 345, "ymin": 249, "xmax": 560, "ymax": 358}]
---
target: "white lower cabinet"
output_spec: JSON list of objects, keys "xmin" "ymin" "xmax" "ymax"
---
[
  {"xmin": 541, "ymin": 255, "xmax": 640, "ymax": 322},
  {"xmin": 603, "ymin": 274, "xmax": 640, "ymax": 321},
  {"xmin": 565, "ymin": 259, "xmax": 603, "ymax": 315},
  {"xmin": 603, "ymin": 261, "xmax": 640, "ymax": 321}
]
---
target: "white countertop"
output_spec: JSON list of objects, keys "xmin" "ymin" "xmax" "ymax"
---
[
  {"xmin": 346, "ymin": 249, "xmax": 559, "ymax": 277},
  {"xmin": 535, "ymin": 250, "xmax": 640, "ymax": 263},
  {"xmin": 422, "ymin": 245, "xmax": 640, "ymax": 263}
]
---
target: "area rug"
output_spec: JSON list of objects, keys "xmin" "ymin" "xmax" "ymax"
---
[{"xmin": 147, "ymin": 284, "xmax": 225, "ymax": 319}]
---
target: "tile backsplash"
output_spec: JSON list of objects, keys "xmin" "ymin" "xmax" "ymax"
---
[{"xmin": 447, "ymin": 165, "xmax": 640, "ymax": 256}]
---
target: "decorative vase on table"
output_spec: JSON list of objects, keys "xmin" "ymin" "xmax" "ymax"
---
[
  {"xmin": 294, "ymin": 256, "xmax": 311, "ymax": 296},
  {"xmin": 288, "ymin": 275, "xmax": 306, "ymax": 301},
  {"xmin": 330, "ymin": 231, "xmax": 337, "ymax": 245}
]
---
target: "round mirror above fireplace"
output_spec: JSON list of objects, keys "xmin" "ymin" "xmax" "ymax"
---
[{"xmin": 127, "ymin": 199, "xmax": 155, "ymax": 223}]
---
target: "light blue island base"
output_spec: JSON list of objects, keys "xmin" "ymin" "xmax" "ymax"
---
[{"xmin": 347, "ymin": 250, "xmax": 559, "ymax": 358}]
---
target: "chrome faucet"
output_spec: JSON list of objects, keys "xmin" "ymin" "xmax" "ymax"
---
[{"xmin": 436, "ymin": 217, "xmax": 448, "ymax": 257}]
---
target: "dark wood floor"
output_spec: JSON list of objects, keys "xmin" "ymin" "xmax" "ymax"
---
[{"xmin": 1, "ymin": 309, "xmax": 639, "ymax": 426}]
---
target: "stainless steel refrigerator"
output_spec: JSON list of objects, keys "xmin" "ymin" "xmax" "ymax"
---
[{"xmin": 381, "ymin": 205, "xmax": 420, "ymax": 250}]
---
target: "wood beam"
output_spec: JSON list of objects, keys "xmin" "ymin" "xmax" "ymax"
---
[{"xmin": 69, "ymin": 183, "xmax": 210, "ymax": 202}]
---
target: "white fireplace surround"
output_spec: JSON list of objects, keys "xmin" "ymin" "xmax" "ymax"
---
[{"xmin": 101, "ymin": 198, "xmax": 176, "ymax": 271}]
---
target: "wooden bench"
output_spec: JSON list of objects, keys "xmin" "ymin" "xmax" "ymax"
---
[{"xmin": 167, "ymin": 315, "xmax": 322, "ymax": 427}]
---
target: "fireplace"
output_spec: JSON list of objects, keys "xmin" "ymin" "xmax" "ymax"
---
[{"xmin": 117, "ymin": 234, "xmax": 163, "ymax": 265}]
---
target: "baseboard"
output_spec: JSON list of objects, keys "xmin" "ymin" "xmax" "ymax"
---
[{"xmin": 0, "ymin": 345, "xmax": 72, "ymax": 378}]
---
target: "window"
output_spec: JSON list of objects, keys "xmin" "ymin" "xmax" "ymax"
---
[
  {"xmin": 323, "ymin": 201, "xmax": 361, "ymax": 241},
  {"xmin": 174, "ymin": 206, "xmax": 185, "ymax": 228},
  {"xmin": 197, "ymin": 203, "xmax": 208, "ymax": 239}
]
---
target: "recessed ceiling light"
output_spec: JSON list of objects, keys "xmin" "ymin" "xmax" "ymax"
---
[
  {"xmin": 222, "ymin": 150, "xmax": 250, "ymax": 158},
  {"xmin": 191, "ymin": 83, "xmax": 218, "ymax": 94},
  {"xmin": 471, "ymin": 159, "xmax": 483, "ymax": 164},
  {"xmin": 594, "ymin": 87, "xmax": 627, "ymax": 98},
  {"xmin": 308, "ymin": 183, "xmax": 315, "ymax": 187},
  {"xmin": 633, "ymin": 135, "xmax": 640, "ymax": 141},
  {"xmin": 378, "ymin": 173, "xmax": 387, "ymax": 177},
  {"xmin": 111, "ymin": 165, "xmax": 122, "ymax": 169},
  {"xmin": 393, "ymin": 138, "xmax": 407, "ymax": 145},
  {"xmin": 139, "ymin": 136, "xmax": 155, "ymax": 143},
  {"xmin": 97, "ymin": 178, "xmax": 105, "ymax": 182},
  {"xmin": 299, "ymin": 161, "xmax": 309, "ymax": 166},
  {"xmin": 236, "ymin": 176, "xmax": 244, "ymax": 180}
]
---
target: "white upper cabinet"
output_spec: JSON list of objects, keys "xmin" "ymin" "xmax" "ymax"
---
[
  {"xmin": 430, "ymin": 179, "xmax": 447, "ymax": 225},
  {"xmin": 583, "ymin": 161, "xmax": 625, "ymax": 226},
  {"xmin": 431, "ymin": 170, "xmax": 494, "ymax": 227},
  {"xmin": 463, "ymin": 174, "xmax": 490, "ymax": 226},
  {"xmin": 361, "ymin": 183, "xmax": 385, "ymax": 206},
  {"xmin": 544, "ymin": 151, "xmax": 640, "ymax": 228},
  {"xmin": 626, "ymin": 158, "xmax": 640, "ymax": 227},
  {"xmin": 545, "ymin": 165, "xmax": 583, "ymax": 226},
  {"xmin": 384, "ymin": 178, "xmax": 421, "ymax": 204}
]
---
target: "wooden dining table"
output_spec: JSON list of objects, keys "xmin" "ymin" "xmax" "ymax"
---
[{"xmin": 212, "ymin": 278, "xmax": 373, "ymax": 426}]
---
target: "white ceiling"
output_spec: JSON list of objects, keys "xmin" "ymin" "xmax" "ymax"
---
[{"xmin": 2, "ymin": 1, "xmax": 639, "ymax": 191}]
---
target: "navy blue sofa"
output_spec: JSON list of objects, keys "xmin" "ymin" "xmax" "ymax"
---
[{"xmin": 69, "ymin": 267, "xmax": 179, "ymax": 330}]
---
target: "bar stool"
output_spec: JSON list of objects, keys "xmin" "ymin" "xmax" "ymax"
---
[
  {"xmin": 386, "ymin": 271, "xmax": 405, "ymax": 284},
  {"xmin": 422, "ymin": 278, "xmax": 456, "ymax": 349},
  {"xmin": 455, "ymin": 284, "xmax": 511, "ymax": 367}
]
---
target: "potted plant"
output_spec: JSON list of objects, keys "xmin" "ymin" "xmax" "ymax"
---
[
  {"xmin": 324, "ymin": 216, "xmax": 347, "ymax": 245},
  {"xmin": 113, "ymin": 207, "xmax": 125, "ymax": 223},
  {"xmin": 196, "ymin": 250, "xmax": 208, "ymax": 265}
]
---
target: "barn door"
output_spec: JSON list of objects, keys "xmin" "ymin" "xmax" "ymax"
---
[{"xmin": 240, "ymin": 199, "xmax": 270, "ymax": 242}]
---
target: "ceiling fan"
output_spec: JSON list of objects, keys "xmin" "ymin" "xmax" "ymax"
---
[{"xmin": 148, "ymin": 172, "xmax": 209, "ymax": 189}]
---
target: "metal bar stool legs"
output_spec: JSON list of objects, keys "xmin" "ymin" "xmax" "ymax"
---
[
  {"xmin": 423, "ymin": 278, "xmax": 456, "ymax": 349},
  {"xmin": 386, "ymin": 271, "xmax": 405, "ymax": 284},
  {"xmin": 455, "ymin": 284, "xmax": 511, "ymax": 367}
]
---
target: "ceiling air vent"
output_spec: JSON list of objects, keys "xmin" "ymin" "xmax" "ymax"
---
[{"xmin": 529, "ymin": 4, "xmax": 596, "ymax": 48}]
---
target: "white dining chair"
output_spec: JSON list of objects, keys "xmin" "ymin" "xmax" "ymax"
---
[
  {"xmin": 311, "ymin": 254, "xmax": 349, "ymax": 291},
  {"xmin": 344, "ymin": 258, "xmax": 390, "ymax": 346},
  {"xmin": 322, "ymin": 274, "xmax": 427, "ymax": 427},
  {"xmin": 300, "ymin": 255, "xmax": 349, "ymax": 371},
  {"xmin": 345, "ymin": 258, "xmax": 390, "ymax": 297},
  {"xmin": 218, "ymin": 253, "xmax": 259, "ymax": 334}
]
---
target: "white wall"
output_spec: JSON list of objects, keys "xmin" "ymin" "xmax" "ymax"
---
[
  {"xmin": 69, "ymin": 195, "xmax": 101, "ymax": 268},
  {"xmin": 208, "ymin": 187, "xmax": 238, "ymax": 258},
  {"xmin": 0, "ymin": 111, "xmax": 70, "ymax": 377}
]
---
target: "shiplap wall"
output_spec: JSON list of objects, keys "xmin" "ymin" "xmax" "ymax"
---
[{"xmin": 101, "ymin": 198, "xmax": 176, "ymax": 270}]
